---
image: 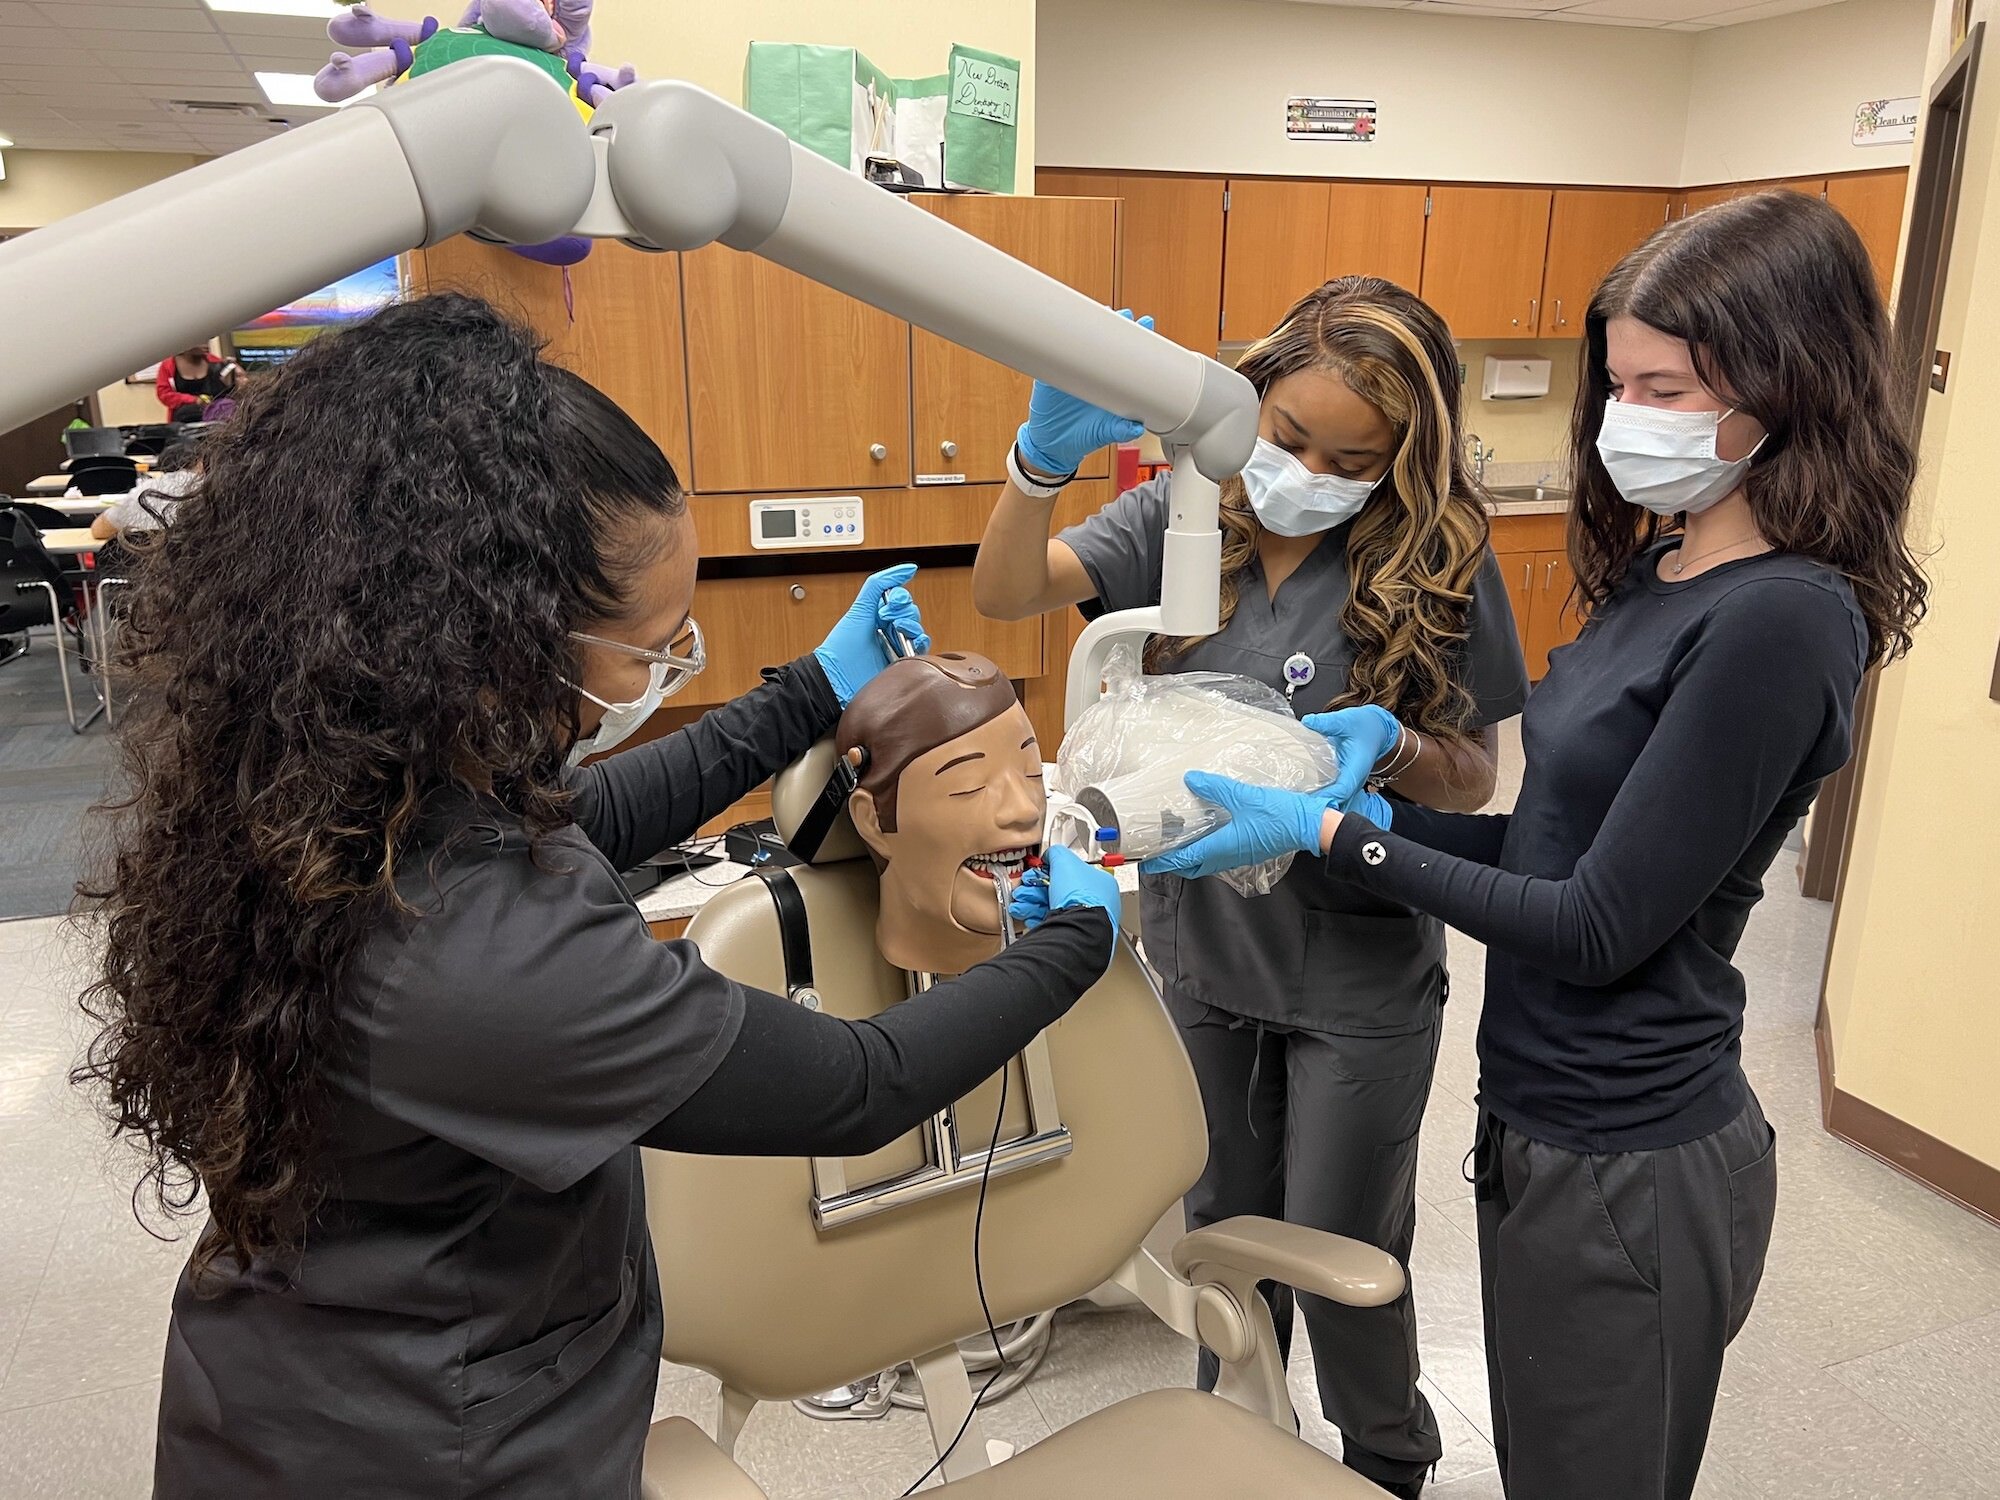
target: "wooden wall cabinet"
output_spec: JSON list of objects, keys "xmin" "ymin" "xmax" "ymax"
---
[
  {"xmin": 1491, "ymin": 512, "xmax": 1578, "ymax": 679},
  {"xmin": 1678, "ymin": 176, "xmax": 1826, "ymax": 216},
  {"xmin": 1826, "ymin": 169, "xmax": 1912, "ymax": 297},
  {"xmin": 681, "ymin": 246, "xmax": 911, "ymax": 494},
  {"xmin": 912, "ymin": 194, "xmax": 1117, "ymax": 485},
  {"xmin": 1324, "ymin": 182, "xmax": 1430, "ymax": 303},
  {"xmin": 410, "ymin": 237, "xmax": 692, "ymax": 479},
  {"xmin": 1218, "ymin": 178, "xmax": 1428, "ymax": 343},
  {"xmin": 1220, "ymin": 178, "xmax": 1332, "ymax": 343},
  {"xmin": 1538, "ymin": 189, "xmax": 1672, "ymax": 336},
  {"xmin": 1036, "ymin": 169, "xmax": 1226, "ymax": 355},
  {"xmin": 684, "ymin": 565, "xmax": 1042, "ymax": 707},
  {"xmin": 1421, "ymin": 186, "xmax": 1553, "ymax": 340}
]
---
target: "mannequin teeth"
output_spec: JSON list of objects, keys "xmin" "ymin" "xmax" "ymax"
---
[{"xmin": 962, "ymin": 847, "xmax": 1033, "ymax": 881}]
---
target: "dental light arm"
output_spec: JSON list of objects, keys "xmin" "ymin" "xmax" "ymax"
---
[
  {"xmin": 0, "ymin": 59, "xmax": 591, "ymax": 440},
  {"xmin": 0, "ymin": 60, "xmax": 1255, "ymax": 728}
]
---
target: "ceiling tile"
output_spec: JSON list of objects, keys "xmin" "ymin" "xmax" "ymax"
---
[
  {"xmin": 0, "ymin": 1, "xmax": 47, "ymax": 22},
  {"xmin": 1662, "ymin": 17, "xmax": 1715, "ymax": 25},
  {"xmin": 1686, "ymin": 0, "xmax": 1831, "ymax": 19},
  {"xmin": 34, "ymin": 3, "xmax": 217, "ymax": 31},
  {"xmin": 51, "ymin": 99, "xmax": 171, "ymax": 119},
  {"xmin": 1559, "ymin": 0, "xmax": 1720, "ymax": 19},
  {"xmin": 1416, "ymin": 1, "xmax": 1567, "ymax": 13},
  {"xmin": 209, "ymin": 11, "xmax": 330, "ymax": 36},
  {"xmin": 1539, "ymin": 9, "xmax": 1664, "ymax": 20},
  {"xmin": 1418, "ymin": 0, "xmax": 1572, "ymax": 9},
  {"xmin": 223, "ymin": 37, "xmax": 332, "ymax": 66},
  {"xmin": 83, "ymin": 27, "xmax": 234, "ymax": 53},
  {"xmin": 130, "ymin": 79, "xmax": 262, "ymax": 100},
  {"xmin": 112, "ymin": 63, "xmax": 254, "ymax": 85}
]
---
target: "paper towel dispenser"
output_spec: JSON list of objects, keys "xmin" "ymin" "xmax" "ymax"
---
[{"xmin": 1481, "ymin": 356, "xmax": 1552, "ymax": 401}]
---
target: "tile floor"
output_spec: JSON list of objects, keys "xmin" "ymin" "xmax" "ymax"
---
[{"xmin": 3, "ymin": 728, "xmax": 1999, "ymax": 1497}]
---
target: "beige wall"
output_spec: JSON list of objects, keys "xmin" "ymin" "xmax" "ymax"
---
[
  {"xmin": 1681, "ymin": 0, "xmax": 1930, "ymax": 185},
  {"xmin": 363, "ymin": 0, "xmax": 1039, "ymax": 176},
  {"xmin": 1457, "ymin": 341, "xmax": 1583, "ymax": 467},
  {"xmin": 1039, "ymin": 0, "xmax": 1927, "ymax": 187},
  {"xmin": 0, "ymin": 149, "xmax": 204, "ymax": 230},
  {"xmin": 1039, "ymin": 0, "xmax": 1693, "ymax": 184},
  {"xmin": 0, "ymin": 150, "xmax": 207, "ymax": 421},
  {"xmin": 1822, "ymin": 0, "xmax": 2000, "ymax": 1169}
]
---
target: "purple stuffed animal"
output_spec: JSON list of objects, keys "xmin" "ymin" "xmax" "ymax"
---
[{"xmin": 315, "ymin": 1, "xmax": 636, "ymax": 265}]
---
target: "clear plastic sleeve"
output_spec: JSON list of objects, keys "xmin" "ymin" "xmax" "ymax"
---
[{"xmin": 1048, "ymin": 645, "xmax": 1339, "ymax": 897}]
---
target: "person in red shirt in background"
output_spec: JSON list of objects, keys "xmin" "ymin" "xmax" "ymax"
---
[{"xmin": 155, "ymin": 343, "xmax": 240, "ymax": 422}]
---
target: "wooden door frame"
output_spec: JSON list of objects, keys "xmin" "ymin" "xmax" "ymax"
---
[{"xmin": 1799, "ymin": 23, "xmax": 1983, "ymax": 901}]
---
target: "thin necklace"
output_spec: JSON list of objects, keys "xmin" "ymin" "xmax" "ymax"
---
[{"xmin": 1671, "ymin": 533, "xmax": 1767, "ymax": 576}]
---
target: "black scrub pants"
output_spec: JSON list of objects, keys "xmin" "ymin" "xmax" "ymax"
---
[
  {"xmin": 1472, "ymin": 1094, "xmax": 1777, "ymax": 1500},
  {"xmin": 1177, "ymin": 998, "xmax": 1445, "ymax": 1493}
]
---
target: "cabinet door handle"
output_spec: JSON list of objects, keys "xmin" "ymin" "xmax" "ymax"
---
[
  {"xmin": 789, "ymin": 585, "xmax": 807, "ymax": 602},
  {"xmin": 1522, "ymin": 562, "xmax": 1532, "ymax": 592},
  {"xmin": 1554, "ymin": 298, "xmax": 1564, "ymax": 328},
  {"xmin": 869, "ymin": 443, "xmax": 888, "ymax": 461},
  {"xmin": 940, "ymin": 440, "xmax": 958, "ymax": 459},
  {"xmin": 1529, "ymin": 297, "xmax": 1540, "ymax": 329},
  {"xmin": 1545, "ymin": 561, "xmax": 1557, "ymax": 589}
]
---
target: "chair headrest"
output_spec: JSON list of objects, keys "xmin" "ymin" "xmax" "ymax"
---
[{"xmin": 772, "ymin": 739, "xmax": 869, "ymax": 865}]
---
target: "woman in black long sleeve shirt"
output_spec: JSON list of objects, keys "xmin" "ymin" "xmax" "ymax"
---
[
  {"xmin": 1147, "ymin": 192, "xmax": 1927, "ymax": 1499},
  {"xmin": 73, "ymin": 295, "xmax": 1120, "ymax": 1498}
]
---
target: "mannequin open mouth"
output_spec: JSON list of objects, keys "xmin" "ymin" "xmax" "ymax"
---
[{"xmin": 961, "ymin": 847, "xmax": 1036, "ymax": 882}]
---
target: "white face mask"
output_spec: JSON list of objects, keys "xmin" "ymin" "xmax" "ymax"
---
[
  {"xmin": 1595, "ymin": 399, "xmax": 1765, "ymax": 517},
  {"xmin": 567, "ymin": 660, "xmax": 671, "ymax": 770},
  {"xmin": 1240, "ymin": 436, "xmax": 1381, "ymax": 537}
]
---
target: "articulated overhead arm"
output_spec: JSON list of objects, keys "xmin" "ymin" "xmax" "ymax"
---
[{"xmin": 0, "ymin": 60, "xmax": 1257, "ymax": 727}]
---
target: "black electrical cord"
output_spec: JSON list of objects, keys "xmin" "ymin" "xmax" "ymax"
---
[{"xmin": 901, "ymin": 1062, "xmax": 1011, "ymax": 1496}]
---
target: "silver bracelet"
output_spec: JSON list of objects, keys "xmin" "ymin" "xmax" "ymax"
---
[
  {"xmin": 1373, "ymin": 729, "xmax": 1423, "ymax": 787},
  {"xmin": 1007, "ymin": 442, "xmax": 1073, "ymax": 500}
]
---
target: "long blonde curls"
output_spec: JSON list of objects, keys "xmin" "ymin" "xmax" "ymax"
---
[{"xmin": 1147, "ymin": 277, "xmax": 1490, "ymax": 746}]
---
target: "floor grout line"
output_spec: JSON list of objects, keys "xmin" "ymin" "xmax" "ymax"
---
[{"xmin": 0, "ymin": 1369, "xmax": 161, "ymax": 1419}]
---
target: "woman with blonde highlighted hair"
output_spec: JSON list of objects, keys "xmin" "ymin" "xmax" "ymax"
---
[{"xmin": 974, "ymin": 277, "xmax": 1528, "ymax": 1497}]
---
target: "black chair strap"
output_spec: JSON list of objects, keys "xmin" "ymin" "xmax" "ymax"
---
[{"xmin": 756, "ymin": 867, "xmax": 820, "ymax": 1010}]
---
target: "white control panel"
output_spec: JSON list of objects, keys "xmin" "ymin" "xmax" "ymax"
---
[{"xmin": 748, "ymin": 496, "xmax": 866, "ymax": 549}]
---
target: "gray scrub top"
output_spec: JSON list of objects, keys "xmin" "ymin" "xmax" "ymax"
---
[
  {"xmin": 153, "ymin": 659, "xmax": 841, "ymax": 1499},
  {"xmin": 1060, "ymin": 476, "xmax": 1530, "ymax": 1032}
]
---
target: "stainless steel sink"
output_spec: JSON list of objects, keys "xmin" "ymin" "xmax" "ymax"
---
[{"xmin": 1486, "ymin": 484, "xmax": 1571, "ymax": 503}]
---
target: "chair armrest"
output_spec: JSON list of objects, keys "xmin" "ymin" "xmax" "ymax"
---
[
  {"xmin": 639, "ymin": 1416, "xmax": 770, "ymax": 1500},
  {"xmin": 1170, "ymin": 1216, "xmax": 1406, "ymax": 1308}
]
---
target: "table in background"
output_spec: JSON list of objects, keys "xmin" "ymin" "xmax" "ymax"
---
[{"xmin": 37, "ymin": 528, "xmax": 99, "ymax": 556}]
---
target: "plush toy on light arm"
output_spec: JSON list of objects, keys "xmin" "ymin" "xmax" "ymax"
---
[{"xmin": 315, "ymin": 1, "xmax": 637, "ymax": 266}]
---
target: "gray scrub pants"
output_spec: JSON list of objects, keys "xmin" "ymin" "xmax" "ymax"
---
[
  {"xmin": 1177, "ymin": 997, "xmax": 1445, "ymax": 1492},
  {"xmin": 1472, "ymin": 1094, "xmax": 1778, "ymax": 1499}
]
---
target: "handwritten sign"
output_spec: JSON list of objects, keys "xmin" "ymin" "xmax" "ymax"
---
[
  {"xmin": 950, "ymin": 55, "xmax": 1018, "ymax": 126},
  {"xmin": 1854, "ymin": 96, "xmax": 1919, "ymax": 147}
]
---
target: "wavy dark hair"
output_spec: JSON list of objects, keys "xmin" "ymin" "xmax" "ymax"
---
[
  {"xmin": 1569, "ymin": 190, "xmax": 1926, "ymax": 663},
  {"xmin": 74, "ymin": 292, "xmax": 684, "ymax": 1278},
  {"xmin": 1150, "ymin": 276, "xmax": 1489, "ymax": 744}
]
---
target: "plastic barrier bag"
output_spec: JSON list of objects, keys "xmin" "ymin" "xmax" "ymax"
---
[{"xmin": 1049, "ymin": 646, "xmax": 1339, "ymax": 897}]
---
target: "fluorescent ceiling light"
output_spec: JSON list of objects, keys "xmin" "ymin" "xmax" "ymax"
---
[
  {"xmin": 256, "ymin": 71, "xmax": 371, "ymax": 109},
  {"xmin": 0, "ymin": 134, "xmax": 12, "ymax": 148},
  {"xmin": 205, "ymin": 0, "xmax": 342, "ymax": 17}
]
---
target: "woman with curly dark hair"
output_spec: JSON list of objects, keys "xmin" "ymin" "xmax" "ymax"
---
[
  {"xmin": 75, "ymin": 292, "xmax": 1121, "ymax": 1497},
  {"xmin": 1152, "ymin": 191, "xmax": 1928, "ymax": 1499}
]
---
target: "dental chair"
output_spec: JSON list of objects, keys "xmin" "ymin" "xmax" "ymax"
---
[{"xmin": 638, "ymin": 743, "xmax": 1407, "ymax": 1498}]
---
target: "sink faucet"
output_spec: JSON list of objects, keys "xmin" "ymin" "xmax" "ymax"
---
[{"xmin": 1466, "ymin": 433, "xmax": 1493, "ymax": 483}]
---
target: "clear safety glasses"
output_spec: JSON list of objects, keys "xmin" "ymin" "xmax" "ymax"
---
[{"xmin": 568, "ymin": 616, "xmax": 707, "ymax": 702}]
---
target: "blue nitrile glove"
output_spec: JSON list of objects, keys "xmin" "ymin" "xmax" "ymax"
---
[
  {"xmin": 1302, "ymin": 705, "xmax": 1407, "ymax": 810},
  {"xmin": 1007, "ymin": 847, "xmax": 1120, "ymax": 943},
  {"xmin": 1141, "ymin": 772, "xmax": 1338, "ymax": 881},
  {"xmin": 1014, "ymin": 311, "xmax": 1152, "ymax": 478},
  {"xmin": 1346, "ymin": 789, "xmax": 1395, "ymax": 831},
  {"xmin": 813, "ymin": 564, "xmax": 932, "ymax": 706}
]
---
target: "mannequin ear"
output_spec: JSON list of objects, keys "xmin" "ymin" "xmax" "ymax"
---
[{"xmin": 848, "ymin": 788, "xmax": 891, "ymax": 861}]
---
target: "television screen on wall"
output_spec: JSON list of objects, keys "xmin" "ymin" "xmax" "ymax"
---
[{"xmin": 229, "ymin": 257, "xmax": 404, "ymax": 367}]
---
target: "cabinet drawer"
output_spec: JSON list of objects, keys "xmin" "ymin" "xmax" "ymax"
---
[{"xmin": 681, "ymin": 567, "xmax": 1043, "ymax": 706}]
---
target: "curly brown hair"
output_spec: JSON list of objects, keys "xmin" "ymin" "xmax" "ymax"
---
[
  {"xmin": 73, "ymin": 292, "xmax": 684, "ymax": 1280},
  {"xmin": 1148, "ymin": 277, "xmax": 1490, "ymax": 746},
  {"xmin": 1569, "ymin": 191, "xmax": 1926, "ymax": 664}
]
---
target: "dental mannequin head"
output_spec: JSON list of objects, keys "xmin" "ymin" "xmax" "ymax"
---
[{"xmin": 837, "ymin": 653, "xmax": 1045, "ymax": 975}]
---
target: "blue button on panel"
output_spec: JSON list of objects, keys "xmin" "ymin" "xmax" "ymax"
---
[{"xmin": 822, "ymin": 525, "xmax": 832, "ymax": 535}]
